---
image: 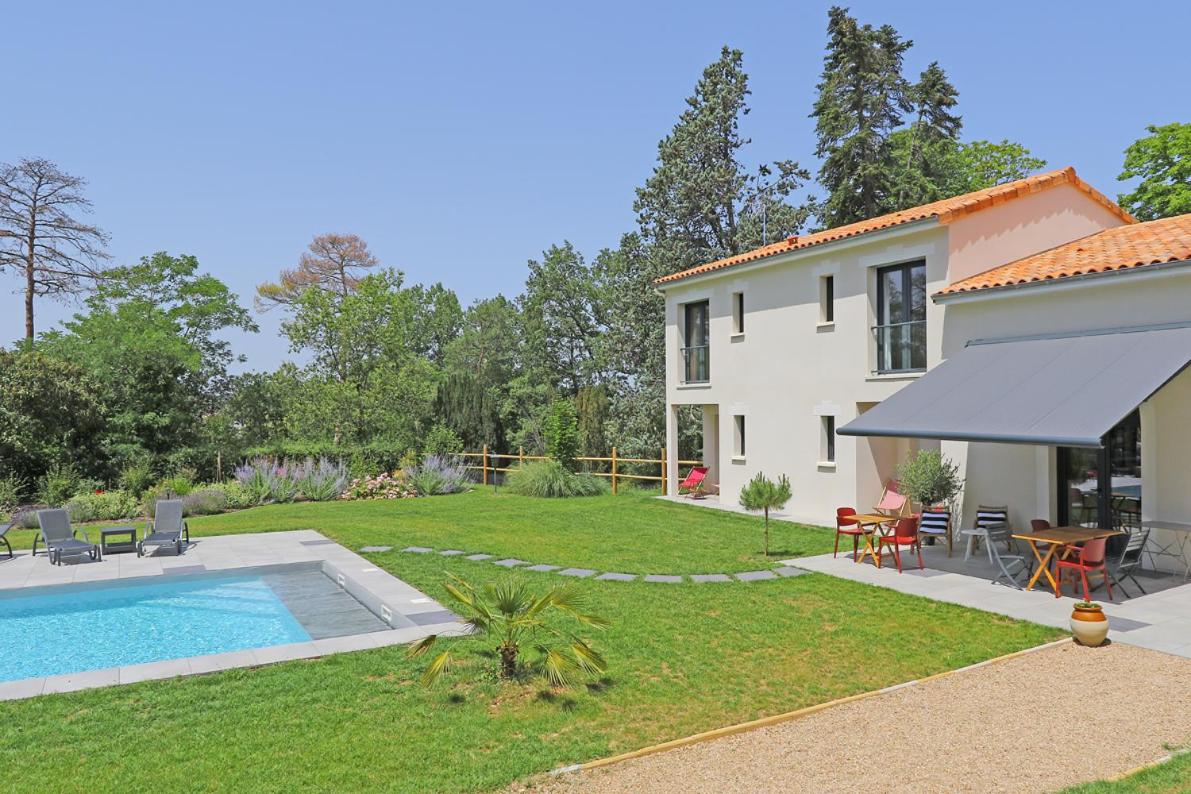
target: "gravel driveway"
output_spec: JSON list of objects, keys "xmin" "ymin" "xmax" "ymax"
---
[{"xmin": 527, "ymin": 642, "xmax": 1191, "ymax": 793}]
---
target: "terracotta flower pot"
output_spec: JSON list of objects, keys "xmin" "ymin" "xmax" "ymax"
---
[{"xmin": 1070, "ymin": 603, "xmax": 1109, "ymax": 647}]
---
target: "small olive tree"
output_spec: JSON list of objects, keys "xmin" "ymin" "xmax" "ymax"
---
[
  {"xmin": 896, "ymin": 450, "xmax": 962, "ymax": 511},
  {"xmin": 738, "ymin": 472, "xmax": 792, "ymax": 557}
]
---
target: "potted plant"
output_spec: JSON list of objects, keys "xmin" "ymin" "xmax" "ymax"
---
[
  {"xmin": 896, "ymin": 451, "xmax": 962, "ymax": 546},
  {"xmin": 1069, "ymin": 600, "xmax": 1109, "ymax": 647}
]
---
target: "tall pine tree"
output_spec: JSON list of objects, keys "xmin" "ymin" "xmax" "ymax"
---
[
  {"xmin": 889, "ymin": 61, "xmax": 962, "ymax": 209},
  {"xmin": 812, "ymin": 7, "xmax": 912, "ymax": 227}
]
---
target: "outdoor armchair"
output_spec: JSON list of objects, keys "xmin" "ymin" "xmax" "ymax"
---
[
  {"xmin": 834, "ymin": 507, "xmax": 865, "ymax": 559},
  {"xmin": 918, "ymin": 507, "xmax": 952, "ymax": 556},
  {"xmin": 876, "ymin": 516, "xmax": 923, "ymax": 573},
  {"xmin": 985, "ymin": 522, "xmax": 1029, "ymax": 589},
  {"xmin": 138, "ymin": 499, "xmax": 189, "ymax": 557},
  {"xmin": 1056, "ymin": 537, "xmax": 1112, "ymax": 601},
  {"xmin": 0, "ymin": 520, "xmax": 12, "ymax": 559},
  {"xmin": 37, "ymin": 509, "xmax": 100, "ymax": 566},
  {"xmin": 1109, "ymin": 528, "xmax": 1150, "ymax": 598}
]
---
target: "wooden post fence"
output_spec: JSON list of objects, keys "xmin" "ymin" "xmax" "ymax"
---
[{"xmin": 451, "ymin": 447, "xmax": 698, "ymax": 493}]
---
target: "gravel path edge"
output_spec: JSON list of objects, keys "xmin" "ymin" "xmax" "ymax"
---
[{"xmin": 548, "ymin": 637, "xmax": 1073, "ymax": 778}]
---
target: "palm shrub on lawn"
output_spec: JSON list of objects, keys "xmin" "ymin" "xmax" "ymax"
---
[
  {"xmin": 739, "ymin": 472, "xmax": 792, "ymax": 557},
  {"xmin": 410, "ymin": 574, "xmax": 609, "ymax": 687}
]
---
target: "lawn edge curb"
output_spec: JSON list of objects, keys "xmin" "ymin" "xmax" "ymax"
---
[
  {"xmin": 551, "ymin": 636, "xmax": 1072, "ymax": 776},
  {"xmin": 1103, "ymin": 746, "xmax": 1188, "ymax": 782}
]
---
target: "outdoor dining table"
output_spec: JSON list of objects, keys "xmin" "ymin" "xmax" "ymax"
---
[
  {"xmin": 850, "ymin": 513, "xmax": 900, "ymax": 567},
  {"xmin": 1011, "ymin": 526, "xmax": 1125, "ymax": 596}
]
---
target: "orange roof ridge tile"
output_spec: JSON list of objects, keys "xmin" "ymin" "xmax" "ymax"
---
[
  {"xmin": 935, "ymin": 214, "xmax": 1191, "ymax": 297},
  {"xmin": 654, "ymin": 167, "xmax": 1134, "ymax": 286}
]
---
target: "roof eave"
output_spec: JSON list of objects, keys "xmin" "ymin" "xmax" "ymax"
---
[
  {"xmin": 933, "ymin": 257, "xmax": 1191, "ymax": 304},
  {"xmin": 655, "ymin": 217, "xmax": 941, "ymax": 291}
]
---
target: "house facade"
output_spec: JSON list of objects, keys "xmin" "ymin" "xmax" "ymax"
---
[{"xmin": 658, "ymin": 168, "xmax": 1191, "ymax": 572}]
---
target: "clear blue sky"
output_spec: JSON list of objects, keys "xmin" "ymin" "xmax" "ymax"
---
[{"xmin": 4, "ymin": 1, "xmax": 1188, "ymax": 370}]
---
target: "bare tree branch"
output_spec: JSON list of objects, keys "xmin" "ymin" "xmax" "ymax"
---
[{"xmin": 0, "ymin": 157, "xmax": 111, "ymax": 340}]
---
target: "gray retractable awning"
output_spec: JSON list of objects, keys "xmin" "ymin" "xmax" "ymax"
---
[{"xmin": 837, "ymin": 324, "xmax": 1191, "ymax": 448}]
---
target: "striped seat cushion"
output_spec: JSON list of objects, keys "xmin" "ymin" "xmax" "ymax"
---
[
  {"xmin": 976, "ymin": 506, "xmax": 1008, "ymax": 529},
  {"xmin": 919, "ymin": 509, "xmax": 950, "ymax": 536}
]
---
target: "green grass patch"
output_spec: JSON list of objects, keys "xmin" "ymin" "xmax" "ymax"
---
[
  {"xmin": 0, "ymin": 493, "xmax": 1064, "ymax": 792},
  {"xmin": 1060, "ymin": 751, "xmax": 1191, "ymax": 794}
]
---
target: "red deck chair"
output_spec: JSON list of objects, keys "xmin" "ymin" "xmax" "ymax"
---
[
  {"xmin": 1056, "ymin": 537, "xmax": 1113, "ymax": 601},
  {"xmin": 678, "ymin": 466, "xmax": 710, "ymax": 498},
  {"xmin": 874, "ymin": 480, "xmax": 911, "ymax": 518},
  {"xmin": 877, "ymin": 516, "xmax": 923, "ymax": 572},
  {"xmin": 834, "ymin": 507, "xmax": 866, "ymax": 560}
]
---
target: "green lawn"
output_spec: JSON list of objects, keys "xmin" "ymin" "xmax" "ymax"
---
[
  {"xmin": 0, "ymin": 492, "xmax": 1063, "ymax": 792},
  {"xmin": 1061, "ymin": 752, "xmax": 1191, "ymax": 794},
  {"xmin": 6, "ymin": 489, "xmax": 838, "ymax": 574}
]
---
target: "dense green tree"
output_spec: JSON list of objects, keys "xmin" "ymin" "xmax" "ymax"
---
[
  {"xmin": 812, "ymin": 6, "xmax": 912, "ymax": 227},
  {"xmin": 947, "ymin": 139, "xmax": 1047, "ymax": 193},
  {"xmin": 574, "ymin": 385, "xmax": 609, "ymax": 461},
  {"xmin": 635, "ymin": 46, "xmax": 810, "ymax": 267},
  {"xmin": 434, "ymin": 371, "xmax": 505, "ymax": 451},
  {"xmin": 0, "ymin": 349, "xmax": 107, "ymax": 488},
  {"xmin": 890, "ymin": 62, "xmax": 962, "ymax": 209},
  {"xmin": 1117, "ymin": 122, "xmax": 1191, "ymax": 221},
  {"xmin": 520, "ymin": 242, "xmax": 605, "ymax": 396},
  {"xmin": 280, "ymin": 269, "xmax": 441, "ymax": 446},
  {"xmin": 39, "ymin": 253, "xmax": 254, "ymax": 470}
]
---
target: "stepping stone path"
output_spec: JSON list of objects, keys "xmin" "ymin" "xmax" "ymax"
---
[
  {"xmin": 735, "ymin": 570, "xmax": 778, "ymax": 582},
  {"xmin": 595, "ymin": 572, "xmax": 637, "ymax": 582},
  {"xmin": 390, "ymin": 546, "xmax": 810, "ymax": 585}
]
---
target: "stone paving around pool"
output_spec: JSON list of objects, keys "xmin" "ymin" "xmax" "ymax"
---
[{"xmin": 378, "ymin": 544, "xmax": 810, "ymax": 584}]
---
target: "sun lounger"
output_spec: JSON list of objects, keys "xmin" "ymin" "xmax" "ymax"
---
[
  {"xmin": 138, "ymin": 499, "xmax": 189, "ymax": 557},
  {"xmin": 37, "ymin": 509, "xmax": 101, "ymax": 566}
]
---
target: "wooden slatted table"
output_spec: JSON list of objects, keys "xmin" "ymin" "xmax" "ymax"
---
[
  {"xmin": 850, "ymin": 513, "xmax": 900, "ymax": 567},
  {"xmin": 1011, "ymin": 526, "xmax": 1124, "ymax": 595}
]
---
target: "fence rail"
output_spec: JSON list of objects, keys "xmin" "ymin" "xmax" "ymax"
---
[{"xmin": 457, "ymin": 447, "xmax": 701, "ymax": 495}]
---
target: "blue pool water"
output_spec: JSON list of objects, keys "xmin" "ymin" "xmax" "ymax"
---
[{"xmin": 0, "ymin": 574, "xmax": 311, "ymax": 683}]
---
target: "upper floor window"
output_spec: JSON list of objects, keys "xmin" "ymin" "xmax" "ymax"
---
[
  {"xmin": 874, "ymin": 261, "xmax": 926, "ymax": 373},
  {"xmin": 819, "ymin": 275, "xmax": 834, "ymax": 324},
  {"xmin": 731, "ymin": 292, "xmax": 745, "ymax": 335},
  {"xmin": 682, "ymin": 300, "xmax": 709, "ymax": 383}
]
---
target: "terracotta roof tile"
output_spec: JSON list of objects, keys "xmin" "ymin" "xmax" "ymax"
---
[
  {"xmin": 935, "ymin": 214, "xmax": 1191, "ymax": 297},
  {"xmin": 654, "ymin": 167, "xmax": 1133, "ymax": 286}
]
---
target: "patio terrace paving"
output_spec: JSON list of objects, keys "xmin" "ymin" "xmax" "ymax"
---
[{"xmin": 791, "ymin": 542, "xmax": 1191, "ymax": 658}]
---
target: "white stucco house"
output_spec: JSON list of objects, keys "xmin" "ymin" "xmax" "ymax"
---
[{"xmin": 658, "ymin": 167, "xmax": 1191, "ymax": 572}]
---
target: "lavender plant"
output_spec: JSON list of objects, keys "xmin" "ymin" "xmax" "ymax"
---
[
  {"xmin": 406, "ymin": 454, "xmax": 472, "ymax": 496},
  {"xmin": 293, "ymin": 457, "xmax": 349, "ymax": 501}
]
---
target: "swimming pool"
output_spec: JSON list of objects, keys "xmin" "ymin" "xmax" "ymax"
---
[{"xmin": 1, "ymin": 574, "xmax": 312, "ymax": 683}]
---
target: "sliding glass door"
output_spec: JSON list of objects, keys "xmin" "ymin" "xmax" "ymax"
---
[{"xmin": 1057, "ymin": 410, "xmax": 1141, "ymax": 530}]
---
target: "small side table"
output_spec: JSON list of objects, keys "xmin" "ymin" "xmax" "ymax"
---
[{"xmin": 100, "ymin": 526, "xmax": 138, "ymax": 555}]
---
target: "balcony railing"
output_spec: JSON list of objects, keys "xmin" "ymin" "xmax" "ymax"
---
[
  {"xmin": 681, "ymin": 345, "xmax": 709, "ymax": 384},
  {"xmin": 873, "ymin": 321, "xmax": 926, "ymax": 373}
]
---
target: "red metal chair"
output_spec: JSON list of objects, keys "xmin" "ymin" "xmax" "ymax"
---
[
  {"xmin": 678, "ymin": 466, "xmax": 709, "ymax": 498},
  {"xmin": 877, "ymin": 516, "xmax": 923, "ymax": 572},
  {"xmin": 1055, "ymin": 537, "xmax": 1113, "ymax": 601},
  {"xmin": 1030, "ymin": 519, "xmax": 1051, "ymax": 531},
  {"xmin": 834, "ymin": 507, "xmax": 865, "ymax": 560}
]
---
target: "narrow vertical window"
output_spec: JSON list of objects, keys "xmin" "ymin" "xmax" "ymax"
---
[
  {"xmin": 681, "ymin": 300, "xmax": 710, "ymax": 383},
  {"xmin": 732, "ymin": 291, "xmax": 745, "ymax": 334},
  {"xmin": 820, "ymin": 275, "xmax": 834, "ymax": 323},
  {"xmin": 733, "ymin": 415, "xmax": 746, "ymax": 458},
  {"xmin": 821, "ymin": 415, "xmax": 836, "ymax": 463}
]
